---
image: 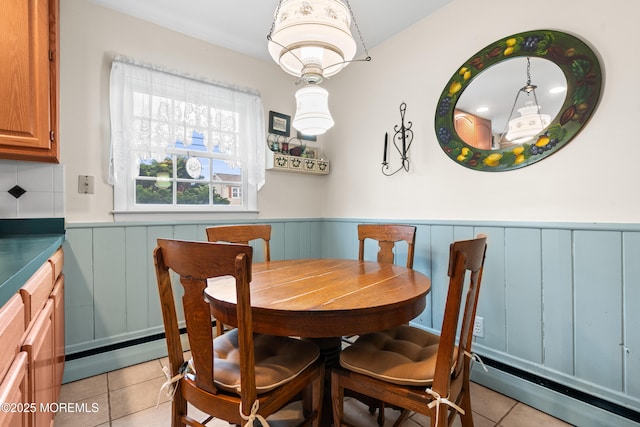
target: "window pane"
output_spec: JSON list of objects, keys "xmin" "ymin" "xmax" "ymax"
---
[
  {"xmin": 136, "ymin": 158, "xmax": 174, "ymax": 204},
  {"xmin": 177, "ymin": 182, "xmax": 209, "ymax": 205},
  {"xmin": 136, "ymin": 179, "xmax": 173, "ymax": 204},
  {"xmin": 175, "ymin": 154, "xmax": 211, "ymax": 205},
  {"xmin": 212, "ymin": 187, "xmax": 231, "ymax": 205},
  {"xmin": 177, "ymin": 155, "xmax": 206, "ymax": 180},
  {"xmin": 212, "ymin": 159, "xmax": 241, "ymax": 206},
  {"xmin": 138, "ymin": 157, "xmax": 173, "ymax": 177}
]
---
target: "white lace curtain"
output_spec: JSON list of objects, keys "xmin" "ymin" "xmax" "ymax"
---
[{"xmin": 109, "ymin": 55, "xmax": 266, "ymax": 191}]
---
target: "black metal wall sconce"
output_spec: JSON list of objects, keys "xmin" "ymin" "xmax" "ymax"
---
[{"xmin": 382, "ymin": 102, "xmax": 413, "ymax": 176}]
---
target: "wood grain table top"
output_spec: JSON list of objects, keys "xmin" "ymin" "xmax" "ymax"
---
[{"xmin": 205, "ymin": 258, "xmax": 431, "ymax": 338}]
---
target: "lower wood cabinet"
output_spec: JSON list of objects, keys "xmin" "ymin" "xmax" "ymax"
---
[
  {"xmin": 0, "ymin": 247, "xmax": 63, "ymax": 427},
  {"xmin": 0, "ymin": 295, "xmax": 25, "ymax": 381},
  {"xmin": 22, "ymin": 300, "xmax": 55, "ymax": 427},
  {"xmin": 0, "ymin": 352, "xmax": 29, "ymax": 427},
  {"xmin": 50, "ymin": 275, "xmax": 64, "ymax": 402}
]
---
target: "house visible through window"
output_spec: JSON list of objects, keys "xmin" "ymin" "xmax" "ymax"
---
[
  {"xmin": 231, "ymin": 186, "xmax": 242, "ymax": 200},
  {"xmin": 109, "ymin": 56, "xmax": 265, "ymax": 218}
]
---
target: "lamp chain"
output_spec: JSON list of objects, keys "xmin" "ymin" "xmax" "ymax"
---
[
  {"xmin": 344, "ymin": 0, "xmax": 371, "ymax": 60},
  {"xmin": 267, "ymin": 0, "xmax": 284, "ymax": 39},
  {"xmin": 501, "ymin": 56, "xmax": 546, "ymax": 141}
]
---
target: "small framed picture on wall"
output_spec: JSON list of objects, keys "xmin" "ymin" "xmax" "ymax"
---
[{"xmin": 268, "ymin": 111, "xmax": 291, "ymax": 137}]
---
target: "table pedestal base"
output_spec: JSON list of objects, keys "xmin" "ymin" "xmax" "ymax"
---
[{"xmin": 306, "ymin": 337, "xmax": 342, "ymax": 426}]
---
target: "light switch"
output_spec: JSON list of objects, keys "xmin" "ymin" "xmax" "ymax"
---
[{"xmin": 78, "ymin": 175, "xmax": 94, "ymax": 194}]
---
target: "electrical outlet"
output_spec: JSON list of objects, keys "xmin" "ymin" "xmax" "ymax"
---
[
  {"xmin": 78, "ymin": 175, "xmax": 94, "ymax": 194},
  {"xmin": 473, "ymin": 316, "xmax": 484, "ymax": 338}
]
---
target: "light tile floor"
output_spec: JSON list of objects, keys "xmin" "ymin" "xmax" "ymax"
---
[{"xmin": 54, "ymin": 355, "xmax": 573, "ymax": 427}]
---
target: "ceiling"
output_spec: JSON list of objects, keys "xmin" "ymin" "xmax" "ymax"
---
[
  {"xmin": 88, "ymin": 0, "xmax": 566, "ymax": 141},
  {"xmin": 89, "ymin": 0, "xmax": 451, "ymax": 62}
]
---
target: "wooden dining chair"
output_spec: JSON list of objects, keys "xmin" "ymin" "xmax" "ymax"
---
[
  {"xmin": 206, "ymin": 224, "xmax": 272, "ymax": 335},
  {"xmin": 353, "ymin": 224, "xmax": 418, "ymax": 422},
  {"xmin": 154, "ymin": 238, "xmax": 324, "ymax": 427},
  {"xmin": 205, "ymin": 224, "xmax": 271, "ymax": 262},
  {"xmin": 332, "ymin": 235, "xmax": 487, "ymax": 427},
  {"xmin": 349, "ymin": 224, "xmax": 416, "ymax": 345},
  {"xmin": 358, "ymin": 224, "xmax": 416, "ymax": 268}
]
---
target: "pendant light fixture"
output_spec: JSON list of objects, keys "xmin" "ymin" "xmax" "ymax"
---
[
  {"xmin": 503, "ymin": 57, "xmax": 549, "ymax": 143},
  {"xmin": 293, "ymin": 85, "xmax": 334, "ymax": 135},
  {"xmin": 267, "ymin": 0, "xmax": 370, "ymax": 136}
]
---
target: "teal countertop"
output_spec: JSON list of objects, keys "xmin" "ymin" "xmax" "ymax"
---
[{"xmin": 0, "ymin": 219, "xmax": 65, "ymax": 307}]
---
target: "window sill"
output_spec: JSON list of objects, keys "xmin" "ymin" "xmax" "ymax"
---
[{"xmin": 112, "ymin": 209, "xmax": 260, "ymax": 222}]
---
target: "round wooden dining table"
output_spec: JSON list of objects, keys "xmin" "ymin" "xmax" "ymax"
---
[
  {"xmin": 205, "ymin": 258, "xmax": 431, "ymax": 426},
  {"xmin": 205, "ymin": 258, "xmax": 431, "ymax": 363}
]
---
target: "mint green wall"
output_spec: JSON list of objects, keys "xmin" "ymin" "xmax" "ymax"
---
[{"xmin": 62, "ymin": 219, "xmax": 640, "ymax": 426}]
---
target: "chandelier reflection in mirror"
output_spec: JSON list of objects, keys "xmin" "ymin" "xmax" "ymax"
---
[
  {"xmin": 503, "ymin": 57, "xmax": 550, "ymax": 144},
  {"xmin": 267, "ymin": 0, "xmax": 371, "ymax": 136},
  {"xmin": 435, "ymin": 29, "xmax": 603, "ymax": 172}
]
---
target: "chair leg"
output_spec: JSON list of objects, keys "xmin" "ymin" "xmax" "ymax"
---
[
  {"xmin": 303, "ymin": 367, "xmax": 324, "ymax": 427},
  {"xmin": 215, "ymin": 321, "xmax": 224, "ymax": 336},
  {"xmin": 429, "ymin": 403, "xmax": 451, "ymax": 427},
  {"xmin": 458, "ymin": 388, "xmax": 474, "ymax": 427},
  {"xmin": 376, "ymin": 402, "xmax": 385, "ymax": 426},
  {"xmin": 392, "ymin": 409, "xmax": 411, "ymax": 427},
  {"xmin": 171, "ymin": 390, "xmax": 187, "ymax": 427},
  {"xmin": 331, "ymin": 371, "xmax": 345, "ymax": 426}
]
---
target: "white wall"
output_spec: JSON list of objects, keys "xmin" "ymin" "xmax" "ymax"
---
[
  {"xmin": 61, "ymin": 0, "xmax": 640, "ymax": 225},
  {"xmin": 323, "ymin": 0, "xmax": 640, "ymax": 223},
  {"xmin": 60, "ymin": 0, "xmax": 325, "ymax": 223}
]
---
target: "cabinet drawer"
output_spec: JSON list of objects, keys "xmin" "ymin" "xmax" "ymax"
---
[
  {"xmin": 0, "ymin": 295, "xmax": 26, "ymax": 382},
  {"xmin": 22, "ymin": 300, "xmax": 55, "ymax": 427},
  {"xmin": 48, "ymin": 248, "xmax": 64, "ymax": 281},
  {"xmin": 50, "ymin": 275, "xmax": 64, "ymax": 402},
  {"xmin": 19, "ymin": 261, "xmax": 54, "ymax": 327},
  {"xmin": 0, "ymin": 352, "xmax": 28, "ymax": 427}
]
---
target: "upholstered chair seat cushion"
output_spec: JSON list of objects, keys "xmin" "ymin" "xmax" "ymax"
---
[
  {"xmin": 200, "ymin": 329, "xmax": 319, "ymax": 394},
  {"xmin": 340, "ymin": 325, "xmax": 457, "ymax": 386}
]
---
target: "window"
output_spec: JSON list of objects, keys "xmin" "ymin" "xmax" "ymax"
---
[
  {"xmin": 231, "ymin": 187, "xmax": 242, "ymax": 199},
  {"xmin": 109, "ymin": 56, "xmax": 265, "ymax": 218}
]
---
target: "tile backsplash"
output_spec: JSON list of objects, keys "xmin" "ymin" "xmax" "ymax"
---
[{"xmin": 0, "ymin": 160, "xmax": 64, "ymax": 218}]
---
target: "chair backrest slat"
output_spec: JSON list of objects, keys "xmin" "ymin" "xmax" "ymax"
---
[
  {"xmin": 206, "ymin": 225, "xmax": 271, "ymax": 262},
  {"xmin": 357, "ymin": 224, "xmax": 416, "ymax": 268}
]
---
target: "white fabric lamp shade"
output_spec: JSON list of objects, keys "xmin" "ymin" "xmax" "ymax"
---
[
  {"xmin": 293, "ymin": 85, "xmax": 334, "ymax": 135},
  {"xmin": 268, "ymin": 0, "xmax": 357, "ymax": 78}
]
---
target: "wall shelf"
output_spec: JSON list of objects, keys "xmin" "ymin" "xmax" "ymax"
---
[{"xmin": 266, "ymin": 151, "xmax": 330, "ymax": 175}]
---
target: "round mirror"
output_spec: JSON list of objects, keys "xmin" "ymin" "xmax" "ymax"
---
[{"xmin": 435, "ymin": 30, "xmax": 602, "ymax": 171}]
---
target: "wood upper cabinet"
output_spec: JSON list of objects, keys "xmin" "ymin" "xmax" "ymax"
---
[{"xmin": 0, "ymin": 0, "xmax": 59, "ymax": 163}]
